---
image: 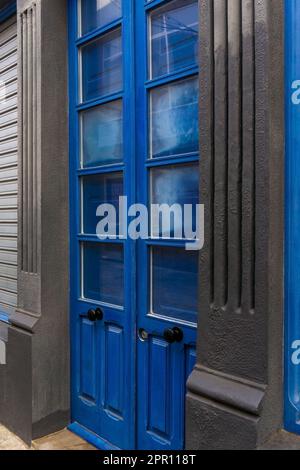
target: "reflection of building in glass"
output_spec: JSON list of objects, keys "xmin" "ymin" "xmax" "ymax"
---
[
  {"xmin": 151, "ymin": 0, "xmax": 198, "ymax": 78},
  {"xmin": 81, "ymin": 0, "xmax": 122, "ymax": 35}
]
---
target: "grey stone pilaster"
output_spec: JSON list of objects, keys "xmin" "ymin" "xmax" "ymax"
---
[
  {"xmin": 186, "ymin": 0, "xmax": 285, "ymax": 450},
  {"xmin": 1, "ymin": 0, "xmax": 70, "ymax": 443}
]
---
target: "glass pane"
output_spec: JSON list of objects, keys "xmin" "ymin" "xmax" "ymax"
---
[
  {"xmin": 152, "ymin": 247, "xmax": 198, "ymax": 323},
  {"xmin": 150, "ymin": 0, "xmax": 199, "ymax": 79},
  {"xmin": 150, "ymin": 77, "xmax": 199, "ymax": 159},
  {"xmin": 83, "ymin": 243, "xmax": 124, "ymax": 306},
  {"xmin": 81, "ymin": 29, "xmax": 122, "ymax": 102},
  {"xmin": 151, "ymin": 163, "xmax": 199, "ymax": 238},
  {"xmin": 81, "ymin": 100, "xmax": 123, "ymax": 168},
  {"xmin": 81, "ymin": 0, "xmax": 122, "ymax": 36},
  {"xmin": 82, "ymin": 173, "xmax": 123, "ymax": 235}
]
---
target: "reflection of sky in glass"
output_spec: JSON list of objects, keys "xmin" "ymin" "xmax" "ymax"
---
[
  {"xmin": 82, "ymin": 29, "xmax": 123, "ymax": 102},
  {"xmin": 151, "ymin": 78, "xmax": 199, "ymax": 158},
  {"xmin": 81, "ymin": 0, "xmax": 122, "ymax": 35},
  {"xmin": 82, "ymin": 173, "xmax": 123, "ymax": 234},
  {"xmin": 152, "ymin": 246, "xmax": 198, "ymax": 324},
  {"xmin": 151, "ymin": 164, "xmax": 199, "ymax": 238},
  {"xmin": 83, "ymin": 243, "xmax": 124, "ymax": 306},
  {"xmin": 150, "ymin": 0, "xmax": 198, "ymax": 79},
  {"xmin": 81, "ymin": 100, "xmax": 123, "ymax": 168}
]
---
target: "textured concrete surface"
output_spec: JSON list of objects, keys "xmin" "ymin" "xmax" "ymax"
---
[{"xmin": 0, "ymin": 425, "xmax": 96, "ymax": 451}]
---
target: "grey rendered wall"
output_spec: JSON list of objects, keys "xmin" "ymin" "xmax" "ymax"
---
[
  {"xmin": 0, "ymin": 0, "xmax": 69, "ymax": 444},
  {"xmin": 186, "ymin": 0, "xmax": 285, "ymax": 450}
]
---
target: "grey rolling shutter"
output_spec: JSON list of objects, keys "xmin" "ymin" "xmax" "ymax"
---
[{"xmin": 0, "ymin": 17, "xmax": 18, "ymax": 312}]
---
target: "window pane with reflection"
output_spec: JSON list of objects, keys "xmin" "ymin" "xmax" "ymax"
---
[
  {"xmin": 81, "ymin": 0, "xmax": 122, "ymax": 36},
  {"xmin": 150, "ymin": 77, "xmax": 199, "ymax": 159}
]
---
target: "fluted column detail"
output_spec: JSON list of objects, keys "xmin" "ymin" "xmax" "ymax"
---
[{"xmin": 186, "ymin": 0, "xmax": 284, "ymax": 450}]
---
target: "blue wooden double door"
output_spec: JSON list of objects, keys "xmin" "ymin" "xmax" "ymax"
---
[{"xmin": 69, "ymin": 0, "xmax": 199, "ymax": 450}]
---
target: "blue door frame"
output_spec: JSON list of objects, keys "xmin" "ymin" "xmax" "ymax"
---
[
  {"xmin": 68, "ymin": 0, "xmax": 199, "ymax": 450},
  {"xmin": 285, "ymin": 0, "xmax": 300, "ymax": 435}
]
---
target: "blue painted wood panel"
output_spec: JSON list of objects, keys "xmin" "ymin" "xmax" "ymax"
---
[
  {"xmin": 148, "ymin": 337, "xmax": 170, "ymax": 438},
  {"xmin": 80, "ymin": 319, "xmax": 96, "ymax": 401},
  {"xmin": 104, "ymin": 324, "xmax": 124, "ymax": 418}
]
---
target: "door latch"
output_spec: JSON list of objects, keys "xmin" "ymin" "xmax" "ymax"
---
[
  {"xmin": 138, "ymin": 327, "xmax": 184, "ymax": 343},
  {"xmin": 81, "ymin": 308, "xmax": 104, "ymax": 322},
  {"xmin": 163, "ymin": 327, "xmax": 184, "ymax": 344}
]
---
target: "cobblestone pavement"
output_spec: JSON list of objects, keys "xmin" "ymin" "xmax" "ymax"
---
[{"xmin": 0, "ymin": 425, "xmax": 96, "ymax": 451}]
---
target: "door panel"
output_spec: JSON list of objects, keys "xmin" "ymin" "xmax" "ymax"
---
[
  {"xmin": 136, "ymin": 0, "xmax": 199, "ymax": 450},
  {"xmin": 80, "ymin": 318, "xmax": 97, "ymax": 401},
  {"xmin": 147, "ymin": 337, "xmax": 172, "ymax": 438},
  {"xmin": 103, "ymin": 324, "xmax": 124, "ymax": 417},
  {"xmin": 138, "ymin": 328, "xmax": 196, "ymax": 450},
  {"xmin": 69, "ymin": 0, "xmax": 135, "ymax": 450},
  {"xmin": 70, "ymin": 0, "xmax": 199, "ymax": 450}
]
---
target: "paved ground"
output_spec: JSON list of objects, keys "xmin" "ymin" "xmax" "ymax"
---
[
  {"xmin": 33, "ymin": 430, "xmax": 96, "ymax": 451},
  {"xmin": 0, "ymin": 425, "xmax": 28, "ymax": 450},
  {"xmin": 1, "ymin": 424, "xmax": 300, "ymax": 450},
  {"xmin": 0, "ymin": 425, "xmax": 96, "ymax": 451},
  {"xmin": 259, "ymin": 430, "xmax": 300, "ymax": 450}
]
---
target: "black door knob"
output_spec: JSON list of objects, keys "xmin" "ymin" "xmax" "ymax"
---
[
  {"xmin": 87, "ymin": 308, "xmax": 104, "ymax": 322},
  {"xmin": 163, "ymin": 327, "xmax": 184, "ymax": 344}
]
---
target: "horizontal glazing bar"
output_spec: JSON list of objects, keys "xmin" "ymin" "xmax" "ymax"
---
[
  {"xmin": 76, "ymin": 19, "xmax": 123, "ymax": 47},
  {"xmin": 77, "ymin": 235, "xmax": 124, "ymax": 244},
  {"xmin": 145, "ymin": 153, "xmax": 199, "ymax": 168},
  {"xmin": 77, "ymin": 165, "xmax": 124, "ymax": 176},
  {"xmin": 76, "ymin": 92, "xmax": 123, "ymax": 112},
  {"xmin": 145, "ymin": 67, "xmax": 199, "ymax": 90},
  {"xmin": 144, "ymin": 0, "xmax": 171, "ymax": 12}
]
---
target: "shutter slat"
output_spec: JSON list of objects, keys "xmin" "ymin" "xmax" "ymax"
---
[{"xmin": 0, "ymin": 18, "xmax": 18, "ymax": 310}]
